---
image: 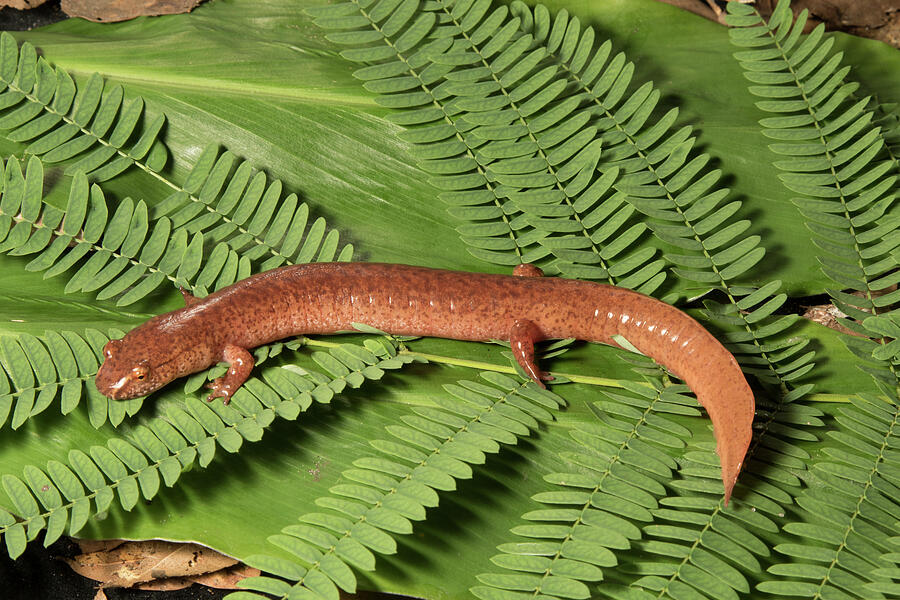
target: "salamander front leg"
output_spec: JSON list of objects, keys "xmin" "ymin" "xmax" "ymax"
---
[
  {"xmin": 206, "ymin": 344, "xmax": 254, "ymax": 404},
  {"xmin": 510, "ymin": 319, "xmax": 554, "ymax": 388}
]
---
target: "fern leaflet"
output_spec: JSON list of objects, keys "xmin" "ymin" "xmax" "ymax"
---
[{"xmin": 0, "ymin": 154, "xmax": 352, "ymax": 305}]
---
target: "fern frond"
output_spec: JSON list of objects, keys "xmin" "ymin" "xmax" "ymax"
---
[
  {"xmin": 152, "ymin": 145, "xmax": 353, "ymax": 270},
  {"xmin": 487, "ymin": 2, "xmax": 814, "ymax": 403},
  {"xmin": 0, "ymin": 339, "xmax": 416, "ymax": 560},
  {"xmin": 233, "ymin": 371, "xmax": 564, "ymax": 600},
  {"xmin": 0, "ymin": 328, "xmax": 142, "ymax": 430},
  {"xmin": 310, "ymin": 0, "xmax": 670, "ymax": 293},
  {"xmin": 757, "ymin": 394, "xmax": 899, "ymax": 599},
  {"xmin": 0, "ymin": 154, "xmax": 353, "ymax": 305},
  {"xmin": 0, "ymin": 32, "xmax": 167, "ymax": 181},
  {"xmin": 0, "ymin": 157, "xmax": 247, "ymax": 305},
  {"xmin": 474, "ymin": 368, "xmax": 691, "ymax": 600},
  {"xmin": 727, "ymin": 0, "xmax": 900, "ymax": 388},
  {"xmin": 727, "ymin": 5, "xmax": 900, "ymax": 596},
  {"xmin": 310, "ymin": 0, "xmax": 548, "ymax": 268}
]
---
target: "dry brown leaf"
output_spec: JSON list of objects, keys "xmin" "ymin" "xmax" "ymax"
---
[
  {"xmin": 0, "ymin": 0, "xmax": 48, "ymax": 9},
  {"xmin": 190, "ymin": 564, "xmax": 261, "ymax": 589},
  {"xmin": 75, "ymin": 538, "xmax": 126, "ymax": 554},
  {"xmin": 802, "ymin": 303, "xmax": 855, "ymax": 333},
  {"xmin": 61, "ymin": 0, "xmax": 204, "ymax": 23},
  {"xmin": 92, "ymin": 588, "xmax": 108, "ymax": 600},
  {"xmin": 65, "ymin": 540, "xmax": 238, "ymax": 588},
  {"xmin": 135, "ymin": 576, "xmax": 194, "ymax": 591}
]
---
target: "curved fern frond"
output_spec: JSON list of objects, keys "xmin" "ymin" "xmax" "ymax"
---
[
  {"xmin": 496, "ymin": 2, "xmax": 814, "ymax": 402},
  {"xmin": 727, "ymin": 3, "xmax": 900, "ymax": 596},
  {"xmin": 0, "ymin": 328, "xmax": 143, "ymax": 431},
  {"xmin": 0, "ymin": 154, "xmax": 353, "ymax": 305},
  {"xmin": 0, "ymin": 32, "xmax": 167, "ymax": 181},
  {"xmin": 727, "ymin": 0, "xmax": 899, "ymax": 378},
  {"xmin": 308, "ymin": 0, "xmax": 668, "ymax": 293},
  {"xmin": 0, "ymin": 339, "xmax": 416, "ymax": 560},
  {"xmin": 473, "ymin": 364, "xmax": 691, "ymax": 600},
  {"xmin": 152, "ymin": 145, "xmax": 353, "ymax": 270},
  {"xmin": 310, "ymin": 0, "xmax": 548, "ymax": 268},
  {"xmin": 0, "ymin": 157, "xmax": 247, "ymax": 304},
  {"xmin": 232, "ymin": 371, "xmax": 564, "ymax": 600}
]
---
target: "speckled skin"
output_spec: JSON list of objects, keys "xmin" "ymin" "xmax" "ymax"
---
[{"xmin": 95, "ymin": 262, "xmax": 754, "ymax": 502}]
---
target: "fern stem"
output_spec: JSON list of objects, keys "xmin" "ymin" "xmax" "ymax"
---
[{"xmin": 302, "ymin": 337, "xmax": 647, "ymax": 390}]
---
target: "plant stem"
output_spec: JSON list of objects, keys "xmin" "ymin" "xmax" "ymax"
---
[{"xmin": 300, "ymin": 337, "xmax": 858, "ymax": 402}]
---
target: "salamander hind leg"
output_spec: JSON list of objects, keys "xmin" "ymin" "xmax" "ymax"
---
[
  {"xmin": 206, "ymin": 344, "xmax": 255, "ymax": 405},
  {"xmin": 510, "ymin": 319, "xmax": 554, "ymax": 388}
]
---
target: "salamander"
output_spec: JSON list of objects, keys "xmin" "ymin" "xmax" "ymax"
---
[{"xmin": 95, "ymin": 262, "xmax": 755, "ymax": 503}]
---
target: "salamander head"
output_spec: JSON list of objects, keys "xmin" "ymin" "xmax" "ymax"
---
[
  {"xmin": 96, "ymin": 338, "xmax": 165, "ymax": 399},
  {"xmin": 95, "ymin": 331, "xmax": 182, "ymax": 400}
]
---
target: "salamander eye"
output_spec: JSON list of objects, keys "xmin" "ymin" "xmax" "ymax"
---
[{"xmin": 132, "ymin": 365, "xmax": 149, "ymax": 381}]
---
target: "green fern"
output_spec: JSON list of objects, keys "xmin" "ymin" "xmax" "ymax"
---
[
  {"xmin": 728, "ymin": 1, "xmax": 900, "ymax": 598},
  {"xmin": 152, "ymin": 144, "xmax": 353, "ymax": 270},
  {"xmin": 308, "ymin": 0, "xmax": 672, "ymax": 294},
  {"xmin": 507, "ymin": 1, "xmax": 817, "ymax": 398},
  {"xmin": 760, "ymin": 395, "xmax": 899, "ymax": 598},
  {"xmin": 0, "ymin": 153, "xmax": 352, "ymax": 305},
  {"xmin": 232, "ymin": 371, "xmax": 563, "ymax": 600},
  {"xmin": 0, "ymin": 338, "xmax": 416, "ymax": 560},
  {"xmin": 473, "ymin": 358, "xmax": 691, "ymax": 600},
  {"xmin": 0, "ymin": 156, "xmax": 249, "ymax": 304},
  {"xmin": 0, "ymin": 32, "xmax": 167, "ymax": 181},
  {"xmin": 0, "ymin": 29, "xmax": 351, "ymax": 279}
]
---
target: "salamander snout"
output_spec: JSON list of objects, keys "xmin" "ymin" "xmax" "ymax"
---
[{"xmin": 95, "ymin": 338, "xmax": 160, "ymax": 400}]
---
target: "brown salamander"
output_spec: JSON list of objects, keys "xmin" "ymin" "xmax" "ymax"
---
[{"xmin": 95, "ymin": 262, "xmax": 754, "ymax": 502}]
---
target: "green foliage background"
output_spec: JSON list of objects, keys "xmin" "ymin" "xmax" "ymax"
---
[{"xmin": 0, "ymin": 0, "xmax": 899, "ymax": 599}]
